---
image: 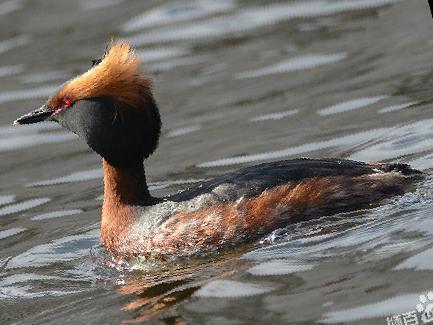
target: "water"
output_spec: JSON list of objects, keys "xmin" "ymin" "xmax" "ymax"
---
[{"xmin": 0, "ymin": 0, "xmax": 432, "ymax": 324}]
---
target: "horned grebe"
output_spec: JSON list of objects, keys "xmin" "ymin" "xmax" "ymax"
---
[{"xmin": 14, "ymin": 41, "xmax": 421, "ymax": 259}]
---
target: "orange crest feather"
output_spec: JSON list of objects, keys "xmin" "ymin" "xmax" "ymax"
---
[{"xmin": 50, "ymin": 40, "xmax": 152, "ymax": 110}]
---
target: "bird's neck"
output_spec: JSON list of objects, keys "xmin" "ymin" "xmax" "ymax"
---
[
  {"xmin": 100, "ymin": 158, "xmax": 155, "ymax": 253},
  {"xmin": 102, "ymin": 158, "xmax": 153, "ymax": 205}
]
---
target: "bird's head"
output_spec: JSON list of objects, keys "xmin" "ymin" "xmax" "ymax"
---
[{"xmin": 14, "ymin": 40, "xmax": 161, "ymax": 167}]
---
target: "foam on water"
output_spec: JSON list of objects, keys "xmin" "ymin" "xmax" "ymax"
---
[
  {"xmin": 0, "ymin": 198, "xmax": 50, "ymax": 217},
  {"xmin": 237, "ymin": 53, "xmax": 347, "ymax": 79},
  {"xmin": 249, "ymin": 109, "xmax": 299, "ymax": 122},
  {"xmin": 318, "ymin": 96, "xmax": 388, "ymax": 116}
]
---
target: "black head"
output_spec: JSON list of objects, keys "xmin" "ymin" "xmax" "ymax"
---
[
  {"xmin": 14, "ymin": 41, "xmax": 161, "ymax": 167},
  {"xmin": 54, "ymin": 97, "xmax": 160, "ymax": 166}
]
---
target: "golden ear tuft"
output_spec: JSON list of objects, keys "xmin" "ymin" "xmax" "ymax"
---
[{"xmin": 51, "ymin": 40, "xmax": 153, "ymax": 110}]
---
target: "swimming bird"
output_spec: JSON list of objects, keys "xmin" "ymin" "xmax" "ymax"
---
[{"xmin": 14, "ymin": 41, "xmax": 421, "ymax": 259}]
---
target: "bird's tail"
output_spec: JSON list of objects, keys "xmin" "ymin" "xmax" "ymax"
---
[{"xmin": 379, "ymin": 163, "xmax": 422, "ymax": 176}]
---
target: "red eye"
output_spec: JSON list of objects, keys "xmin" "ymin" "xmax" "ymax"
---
[{"xmin": 64, "ymin": 97, "xmax": 72, "ymax": 108}]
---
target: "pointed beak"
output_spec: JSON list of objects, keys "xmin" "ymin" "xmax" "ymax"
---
[{"xmin": 13, "ymin": 104, "xmax": 52, "ymax": 125}]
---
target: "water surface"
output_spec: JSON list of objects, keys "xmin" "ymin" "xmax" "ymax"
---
[{"xmin": 1, "ymin": 0, "xmax": 433, "ymax": 324}]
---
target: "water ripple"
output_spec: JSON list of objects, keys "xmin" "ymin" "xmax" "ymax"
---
[
  {"xmin": 0, "ymin": 227, "xmax": 26, "ymax": 240},
  {"xmin": 148, "ymin": 55, "xmax": 207, "ymax": 72},
  {"xmin": 378, "ymin": 101, "xmax": 418, "ymax": 114},
  {"xmin": 0, "ymin": 132, "xmax": 77, "ymax": 152},
  {"xmin": 199, "ymin": 118, "xmax": 433, "ymax": 167},
  {"xmin": 27, "ymin": 168, "xmax": 102, "ymax": 186},
  {"xmin": 80, "ymin": 0, "xmax": 124, "ymax": 11},
  {"xmin": 410, "ymin": 153, "xmax": 433, "ymax": 171},
  {"xmin": 394, "ymin": 247, "xmax": 433, "ymax": 271},
  {"xmin": 0, "ymin": 64, "xmax": 24, "ymax": 78},
  {"xmin": 0, "ymin": 195, "xmax": 15, "ymax": 206},
  {"xmin": 349, "ymin": 119, "xmax": 433, "ymax": 162},
  {"xmin": 248, "ymin": 259, "xmax": 315, "ymax": 276},
  {"xmin": 19, "ymin": 70, "xmax": 69, "ymax": 84},
  {"xmin": 0, "ymin": 198, "xmax": 50, "ymax": 217},
  {"xmin": 121, "ymin": 0, "xmax": 235, "ymax": 32},
  {"xmin": 0, "ymin": 122, "xmax": 60, "ymax": 136},
  {"xmin": 166, "ymin": 125, "xmax": 202, "ymax": 138},
  {"xmin": 197, "ymin": 126, "xmax": 390, "ymax": 167},
  {"xmin": 137, "ymin": 46, "xmax": 189, "ymax": 62},
  {"xmin": 0, "ymin": 273, "xmax": 81, "ymax": 299},
  {"xmin": 128, "ymin": 0, "xmax": 401, "ymax": 45},
  {"xmin": 6, "ymin": 227, "xmax": 99, "ymax": 269},
  {"xmin": 0, "ymin": 0, "xmax": 22, "ymax": 16},
  {"xmin": 0, "ymin": 84, "xmax": 59, "ymax": 104},
  {"xmin": 0, "ymin": 35, "xmax": 29, "ymax": 55},
  {"xmin": 31, "ymin": 209, "xmax": 83, "ymax": 221},
  {"xmin": 318, "ymin": 96, "xmax": 387, "ymax": 116},
  {"xmin": 321, "ymin": 293, "xmax": 422, "ymax": 324},
  {"xmin": 249, "ymin": 109, "xmax": 299, "ymax": 122},
  {"xmin": 194, "ymin": 279, "xmax": 273, "ymax": 298},
  {"xmin": 237, "ymin": 53, "xmax": 347, "ymax": 79}
]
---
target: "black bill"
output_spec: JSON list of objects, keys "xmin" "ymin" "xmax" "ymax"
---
[{"xmin": 14, "ymin": 105, "xmax": 52, "ymax": 125}]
